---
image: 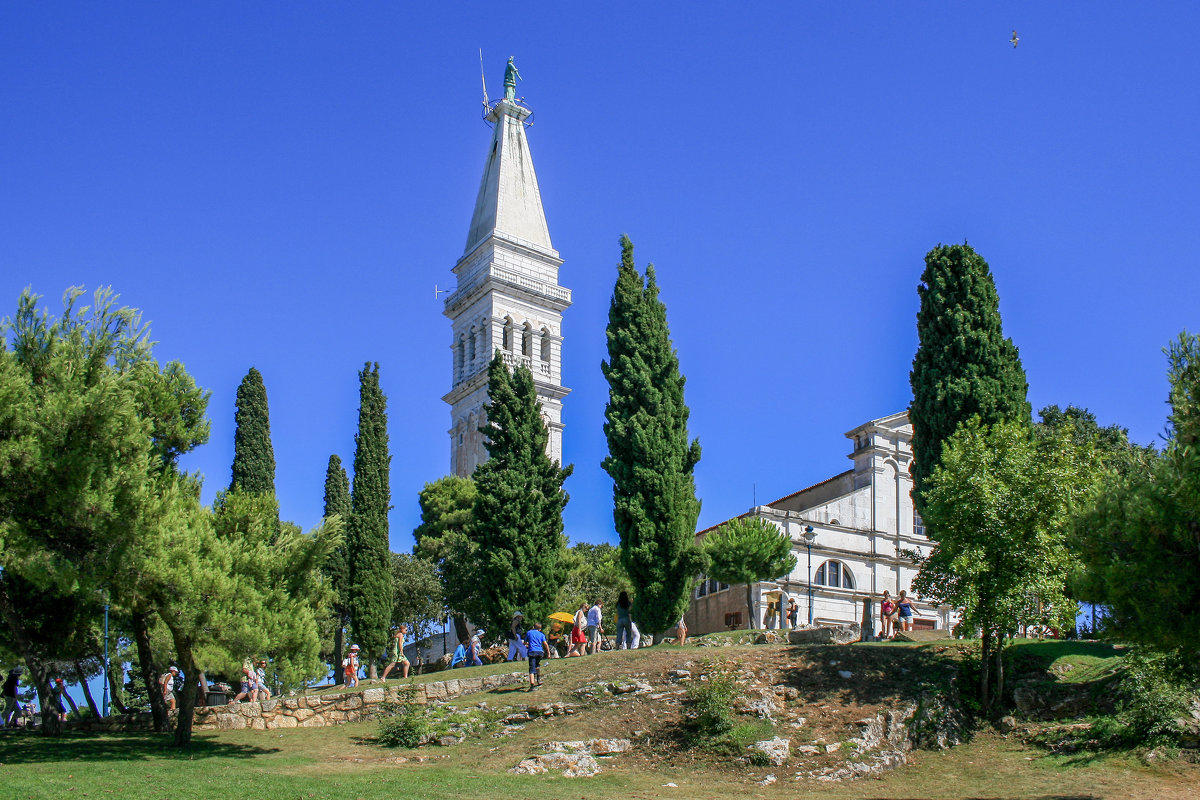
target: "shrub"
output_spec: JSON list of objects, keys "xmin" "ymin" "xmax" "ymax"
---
[
  {"xmin": 684, "ymin": 666, "xmax": 740, "ymax": 738},
  {"xmin": 377, "ymin": 714, "xmax": 431, "ymax": 748}
]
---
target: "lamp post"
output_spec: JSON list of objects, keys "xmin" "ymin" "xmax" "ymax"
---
[{"xmin": 801, "ymin": 525, "xmax": 816, "ymax": 626}]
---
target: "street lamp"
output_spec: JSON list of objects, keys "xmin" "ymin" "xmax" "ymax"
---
[{"xmin": 801, "ymin": 525, "xmax": 816, "ymax": 626}]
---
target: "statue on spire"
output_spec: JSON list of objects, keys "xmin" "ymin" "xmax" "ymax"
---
[{"xmin": 503, "ymin": 56, "xmax": 521, "ymax": 102}]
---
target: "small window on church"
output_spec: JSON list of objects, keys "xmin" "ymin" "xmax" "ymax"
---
[
  {"xmin": 914, "ymin": 511, "xmax": 926, "ymax": 538},
  {"xmin": 540, "ymin": 327, "xmax": 551, "ymax": 361},
  {"xmin": 503, "ymin": 317, "xmax": 514, "ymax": 351},
  {"xmin": 814, "ymin": 559, "xmax": 855, "ymax": 589},
  {"xmin": 467, "ymin": 325, "xmax": 476, "ymax": 364}
]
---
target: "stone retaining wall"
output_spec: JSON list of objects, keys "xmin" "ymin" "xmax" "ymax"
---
[{"xmin": 192, "ymin": 671, "xmax": 527, "ymax": 731}]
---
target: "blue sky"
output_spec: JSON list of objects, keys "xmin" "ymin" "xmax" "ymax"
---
[{"xmin": 3, "ymin": 2, "xmax": 1198, "ymax": 554}]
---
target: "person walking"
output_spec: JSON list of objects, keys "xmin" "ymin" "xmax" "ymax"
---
[
  {"xmin": 523, "ymin": 621, "xmax": 550, "ymax": 691},
  {"xmin": 160, "ymin": 666, "xmax": 178, "ymax": 711},
  {"xmin": 50, "ymin": 678, "xmax": 69, "ymax": 722},
  {"xmin": 586, "ymin": 600, "xmax": 603, "ymax": 654},
  {"xmin": 615, "ymin": 592, "xmax": 634, "ymax": 650},
  {"xmin": 255, "ymin": 660, "xmax": 271, "ymax": 700},
  {"xmin": 567, "ymin": 603, "xmax": 588, "ymax": 657},
  {"xmin": 507, "ymin": 612, "xmax": 528, "ymax": 662},
  {"xmin": 675, "ymin": 615, "xmax": 688, "ymax": 646},
  {"xmin": 381, "ymin": 625, "xmax": 411, "ymax": 680},
  {"xmin": 342, "ymin": 644, "xmax": 361, "ymax": 688},
  {"xmin": 787, "ymin": 598, "xmax": 799, "ymax": 629},
  {"xmin": 2, "ymin": 667, "xmax": 22, "ymax": 727}
]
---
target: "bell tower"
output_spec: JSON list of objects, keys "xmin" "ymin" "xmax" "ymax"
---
[{"xmin": 442, "ymin": 61, "xmax": 571, "ymax": 476}]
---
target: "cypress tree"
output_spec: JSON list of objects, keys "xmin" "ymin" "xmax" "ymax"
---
[
  {"xmin": 347, "ymin": 362, "xmax": 393, "ymax": 677},
  {"xmin": 460, "ymin": 353, "xmax": 572, "ymax": 640},
  {"xmin": 910, "ymin": 243, "xmax": 1031, "ymax": 513},
  {"xmin": 230, "ymin": 367, "xmax": 276, "ymax": 495},
  {"xmin": 322, "ymin": 454, "xmax": 351, "ymax": 682},
  {"xmin": 601, "ymin": 235, "xmax": 707, "ymax": 637}
]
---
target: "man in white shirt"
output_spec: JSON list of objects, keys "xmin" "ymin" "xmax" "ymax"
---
[{"xmin": 586, "ymin": 601, "xmax": 603, "ymax": 655}]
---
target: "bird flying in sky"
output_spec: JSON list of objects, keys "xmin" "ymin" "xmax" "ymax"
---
[{"xmin": 1011, "ymin": 30, "xmax": 1020, "ymax": 48}]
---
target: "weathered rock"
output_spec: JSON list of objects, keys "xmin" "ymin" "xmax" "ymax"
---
[
  {"xmin": 436, "ymin": 735, "xmax": 464, "ymax": 746},
  {"xmin": 749, "ymin": 737, "xmax": 790, "ymax": 766},
  {"xmin": 216, "ymin": 714, "xmax": 247, "ymax": 730},
  {"xmin": 667, "ymin": 669, "xmax": 691, "ymax": 681},
  {"xmin": 734, "ymin": 688, "xmax": 779, "ymax": 720},
  {"xmin": 502, "ymin": 712, "xmax": 532, "ymax": 725},
  {"xmin": 361, "ymin": 688, "xmax": 385, "ymax": 704},
  {"xmin": 794, "ymin": 744, "xmax": 821, "ymax": 755},
  {"xmin": 608, "ymin": 679, "xmax": 652, "ymax": 695},
  {"xmin": 274, "ymin": 715, "xmax": 297, "ymax": 728},
  {"xmin": 511, "ymin": 753, "xmax": 600, "ymax": 777},
  {"xmin": 757, "ymin": 774, "xmax": 777, "ymax": 786},
  {"xmin": 787, "ymin": 624, "xmax": 861, "ymax": 645},
  {"xmin": 997, "ymin": 715, "xmax": 1018, "ymax": 734}
]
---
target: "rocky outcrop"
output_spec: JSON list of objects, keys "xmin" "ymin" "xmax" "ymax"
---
[
  {"xmin": 749, "ymin": 737, "xmax": 790, "ymax": 766},
  {"xmin": 788, "ymin": 624, "xmax": 861, "ymax": 645},
  {"xmin": 510, "ymin": 752, "xmax": 600, "ymax": 777},
  {"xmin": 191, "ymin": 671, "xmax": 527, "ymax": 732}
]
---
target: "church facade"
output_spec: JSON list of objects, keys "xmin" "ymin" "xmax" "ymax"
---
[
  {"xmin": 441, "ymin": 86, "xmax": 570, "ymax": 476},
  {"xmin": 685, "ymin": 412, "xmax": 959, "ymax": 637}
]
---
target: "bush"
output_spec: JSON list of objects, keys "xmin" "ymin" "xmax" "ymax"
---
[
  {"xmin": 377, "ymin": 714, "xmax": 431, "ymax": 748},
  {"xmin": 684, "ymin": 666, "xmax": 740, "ymax": 738},
  {"xmin": 375, "ymin": 685, "xmax": 430, "ymax": 748},
  {"xmin": 1115, "ymin": 649, "xmax": 1193, "ymax": 745}
]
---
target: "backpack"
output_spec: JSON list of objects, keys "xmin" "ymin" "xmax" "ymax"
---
[{"xmin": 173, "ymin": 671, "xmax": 185, "ymax": 693}]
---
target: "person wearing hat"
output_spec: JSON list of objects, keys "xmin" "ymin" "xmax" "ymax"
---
[
  {"xmin": 51, "ymin": 677, "xmax": 69, "ymax": 721},
  {"xmin": 2, "ymin": 667, "xmax": 22, "ymax": 727},
  {"xmin": 507, "ymin": 612, "xmax": 528, "ymax": 662},
  {"xmin": 342, "ymin": 644, "xmax": 361, "ymax": 688},
  {"xmin": 160, "ymin": 666, "xmax": 179, "ymax": 711}
]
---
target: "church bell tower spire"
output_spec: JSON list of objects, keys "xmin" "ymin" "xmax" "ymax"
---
[{"xmin": 442, "ymin": 59, "xmax": 571, "ymax": 476}]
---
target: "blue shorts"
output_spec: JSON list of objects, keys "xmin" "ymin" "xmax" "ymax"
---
[{"xmin": 527, "ymin": 654, "xmax": 542, "ymax": 674}]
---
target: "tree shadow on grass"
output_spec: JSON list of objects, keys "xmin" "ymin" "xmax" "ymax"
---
[
  {"xmin": 859, "ymin": 796, "xmax": 1100, "ymax": 800},
  {"xmin": 774, "ymin": 644, "xmax": 966, "ymax": 707},
  {"xmin": 0, "ymin": 731, "xmax": 279, "ymax": 764}
]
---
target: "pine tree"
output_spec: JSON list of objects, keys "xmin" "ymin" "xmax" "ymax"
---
[
  {"xmin": 704, "ymin": 517, "xmax": 797, "ymax": 630},
  {"xmin": 601, "ymin": 235, "xmax": 707, "ymax": 637},
  {"xmin": 347, "ymin": 362, "xmax": 393, "ymax": 677},
  {"xmin": 230, "ymin": 367, "xmax": 276, "ymax": 495},
  {"xmin": 910, "ymin": 243, "xmax": 1031, "ymax": 512},
  {"xmin": 322, "ymin": 454, "xmax": 351, "ymax": 682},
  {"xmin": 460, "ymin": 352, "xmax": 572, "ymax": 640}
]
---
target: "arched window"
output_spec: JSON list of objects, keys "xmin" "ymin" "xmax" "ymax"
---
[
  {"xmin": 522, "ymin": 322, "xmax": 533, "ymax": 357},
  {"xmin": 814, "ymin": 560, "xmax": 856, "ymax": 590},
  {"xmin": 467, "ymin": 325, "xmax": 477, "ymax": 366},
  {"xmin": 455, "ymin": 335, "xmax": 465, "ymax": 381},
  {"xmin": 503, "ymin": 317, "xmax": 514, "ymax": 351},
  {"xmin": 540, "ymin": 327, "xmax": 552, "ymax": 362}
]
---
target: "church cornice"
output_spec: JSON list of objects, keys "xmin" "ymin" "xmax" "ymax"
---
[{"xmin": 444, "ymin": 267, "xmax": 572, "ymax": 317}]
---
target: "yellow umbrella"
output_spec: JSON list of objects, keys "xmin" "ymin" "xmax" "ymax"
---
[{"xmin": 548, "ymin": 612, "xmax": 576, "ymax": 624}]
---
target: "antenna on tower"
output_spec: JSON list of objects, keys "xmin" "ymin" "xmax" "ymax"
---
[{"xmin": 479, "ymin": 48, "xmax": 490, "ymax": 109}]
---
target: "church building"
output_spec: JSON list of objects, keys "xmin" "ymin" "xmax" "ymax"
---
[
  {"xmin": 441, "ymin": 68, "xmax": 570, "ymax": 476},
  {"xmin": 685, "ymin": 412, "xmax": 959, "ymax": 637}
]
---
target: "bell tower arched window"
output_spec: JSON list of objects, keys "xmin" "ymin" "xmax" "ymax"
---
[
  {"xmin": 503, "ymin": 317, "xmax": 514, "ymax": 351},
  {"xmin": 540, "ymin": 327, "xmax": 552, "ymax": 362},
  {"xmin": 522, "ymin": 322, "xmax": 533, "ymax": 357}
]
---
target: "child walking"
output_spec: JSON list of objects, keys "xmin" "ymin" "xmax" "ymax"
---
[{"xmin": 523, "ymin": 622, "xmax": 550, "ymax": 691}]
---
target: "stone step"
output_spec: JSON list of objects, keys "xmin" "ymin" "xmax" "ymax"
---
[{"xmin": 892, "ymin": 629, "xmax": 950, "ymax": 643}]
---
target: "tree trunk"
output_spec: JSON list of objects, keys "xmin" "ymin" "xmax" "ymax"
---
[
  {"xmin": 332, "ymin": 619, "xmax": 345, "ymax": 685},
  {"xmin": 166, "ymin": 627, "xmax": 198, "ymax": 748},
  {"xmin": 74, "ymin": 661, "xmax": 101, "ymax": 718},
  {"xmin": 993, "ymin": 633, "xmax": 1006, "ymax": 714},
  {"xmin": 131, "ymin": 609, "xmax": 169, "ymax": 732},
  {"xmin": 197, "ymin": 671, "xmax": 209, "ymax": 706},
  {"xmin": 61, "ymin": 687, "xmax": 80, "ymax": 717},
  {"xmin": 0, "ymin": 581, "xmax": 62, "ymax": 735},
  {"xmin": 452, "ymin": 613, "xmax": 470, "ymax": 647},
  {"xmin": 107, "ymin": 660, "xmax": 129, "ymax": 715},
  {"xmin": 745, "ymin": 584, "xmax": 757, "ymax": 630},
  {"xmin": 979, "ymin": 626, "xmax": 991, "ymax": 714}
]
